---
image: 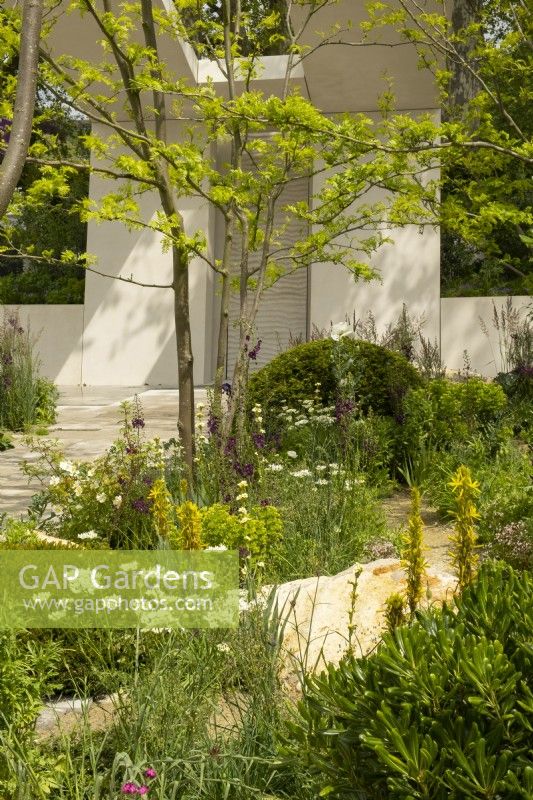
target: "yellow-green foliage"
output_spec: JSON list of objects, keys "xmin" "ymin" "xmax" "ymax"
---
[
  {"xmin": 148, "ymin": 478, "xmax": 177, "ymax": 542},
  {"xmin": 200, "ymin": 504, "xmax": 241, "ymax": 548},
  {"xmin": 176, "ymin": 501, "xmax": 203, "ymax": 550},
  {"xmin": 449, "ymin": 465, "xmax": 480, "ymax": 590},
  {"xmin": 384, "ymin": 592, "xmax": 406, "ymax": 632},
  {"xmin": 401, "ymin": 486, "xmax": 428, "ymax": 615},
  {"xmin": 200, "ymin": 503, "xmax": 283, "ymax": 564}
]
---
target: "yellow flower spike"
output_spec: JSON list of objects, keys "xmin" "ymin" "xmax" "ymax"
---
[
  {"xmin": 401, "ymin": 485, "xmax": 428, "ymax": 616},
  {"xmin": 448, "ymin": 465, "xmax": 480, "ymax": 591},
  {"xmin": 176, "ymin": 501, "xmax": 203, "ymax": 550},
  {"xmin": 148, "ymin": 478, "xmax": 177, "ymax": 543}
]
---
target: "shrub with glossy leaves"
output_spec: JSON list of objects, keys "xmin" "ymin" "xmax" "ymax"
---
[{"xmin": 284, "ymin": 562, "xmax": 533, "ymax": 799}]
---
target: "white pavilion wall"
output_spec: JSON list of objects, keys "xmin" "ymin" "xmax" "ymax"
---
[
  {"xmin": 79, "ymin": 121, "xmax": 215, "ymax": 387},
  {"xmin": 309, "ymin": 111, "xmax": 441, "ymax": 345}
]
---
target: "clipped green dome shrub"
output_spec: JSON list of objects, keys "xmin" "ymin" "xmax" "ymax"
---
[
  {"xmin": 285, "ymin": 562, "xmax": 533, "ymax": 799},
  {"xmin": 248, "ymin": 338, "xmax": 423, "ymax": 427}
]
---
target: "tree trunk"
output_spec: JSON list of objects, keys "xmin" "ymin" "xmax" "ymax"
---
[
  {"xmin": 173, "ymin": 245, "xmax": 195, "ymax": 476},
  {"xmin": 214, "ymin": 217, "xmax": 234, "ymax": 392},
  {"xmin": 447, "ymin": 0, "xmax": 483, "ymax": 121},
  {"xmin": 0, "ymin": 0, "xmax": 43, "ymax": 218}
]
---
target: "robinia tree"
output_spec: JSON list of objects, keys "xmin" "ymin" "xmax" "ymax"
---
[{"xmin": 1, "ymin": 0, "xmax": 438, "ymax": 473}]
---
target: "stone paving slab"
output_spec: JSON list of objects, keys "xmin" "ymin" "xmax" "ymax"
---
[{"xmin": 0, "ymin": 387, "xmax": 208, "ymax": 517}]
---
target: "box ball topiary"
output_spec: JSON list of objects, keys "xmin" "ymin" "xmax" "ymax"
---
[{"xmin": 248, "ymin": 338, "xmax": 423, "ymax": 428}]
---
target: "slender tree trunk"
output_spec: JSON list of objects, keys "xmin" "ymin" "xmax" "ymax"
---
[
  {"xmin": 447, "ymin": 0, "xmax": 483, "ymax": 121},
  {"xmin": 173, "ymin": 245, "xmax": 195, "ymax": 475},
  {"xmin": 214, "ymin": 216, "xmax": 234, "ymax": 392},
  {"xmin": 0, "ymin": 0, "xmax": 43, "ymax": 218}
]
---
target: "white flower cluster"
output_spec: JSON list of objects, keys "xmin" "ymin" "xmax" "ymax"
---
[
  {"xmin": 290, "ymin": 469, "xmax": 312, "ymax": 479},
  {"xmin": 77, "ymin": 530, "xmax": 98, "ymax": 540},
  {"xmin": 278, "ymin": 397, "xmax": 336, "ymax": 432}
]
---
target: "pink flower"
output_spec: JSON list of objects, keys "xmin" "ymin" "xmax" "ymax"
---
[
  {"xmin": 144, "ymin": 768, "xmax": 157, "ymax": 779},
  {"xmin": 121, "ymin": 783, "xmax": 138, "ymax": 795},
  {"xmin": 137, "ymin": 787, "xmax": 150, "ymax": 796}
]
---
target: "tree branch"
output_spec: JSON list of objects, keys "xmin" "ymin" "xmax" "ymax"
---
[{"xmin": 0, "ymin": 0, "xmax": 43, "ymax": 217}]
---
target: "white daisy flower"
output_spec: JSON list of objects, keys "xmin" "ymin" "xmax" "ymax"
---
[
  {"xmin": 96, "ymin": 492, "xmax": 106, "ymax": 504},
  {"xmin": 286, "ymin": 450, "xmax": 297, "ymax": 459}
]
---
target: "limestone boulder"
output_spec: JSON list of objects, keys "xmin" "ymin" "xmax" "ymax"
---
[{"xmin": 268, "ymin": 559, "xmax": 457, "ymax": 694}]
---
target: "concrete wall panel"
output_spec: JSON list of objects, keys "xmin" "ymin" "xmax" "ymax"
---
[
  {"xmin": 1, "ymin": 305, "xmax": 84, "ymax": 384},
  {"xmin": 441, "ymin": 296, "xmax": 531, "ymax": 377}
]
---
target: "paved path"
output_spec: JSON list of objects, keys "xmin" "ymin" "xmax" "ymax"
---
[
  {"xmin": 0, "ymin": 387, "xmax": 208, "ymax": 517},
  {"xmin": 382, "ymin": 490, "xmax": 453, "ymax": 571}
]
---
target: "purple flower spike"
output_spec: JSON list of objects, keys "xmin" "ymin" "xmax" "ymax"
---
[
  {"xmin": 252, "ymin": 432, "xmax": 265, "ymax": 449},
  {"xmin": 131, "ymin": 498, "xmax": 151, "ymax": 514},
  {"xmin": 131, "ymin": 417, "xmax": 145, "ymax": 429}
]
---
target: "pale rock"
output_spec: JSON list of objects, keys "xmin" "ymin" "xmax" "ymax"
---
[{"xmin": 268, "ymin": 558, "xmax": 457, "ymax": 695}]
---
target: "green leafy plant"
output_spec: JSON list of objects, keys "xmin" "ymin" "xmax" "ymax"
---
[
  {"xmin": 0, "ymin": 632, "xmax": 61, "ymax": 797},
  {"xmin": 285, "ymin": 562, "xmax": 533, "ymax": 799},
  {"xmin": 0, "ymin": 309, "xmax": 59, "ymax": 431},
  {"xmin": 402, "ymin": 377, "xmax": 508, "ymax": 455}
]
